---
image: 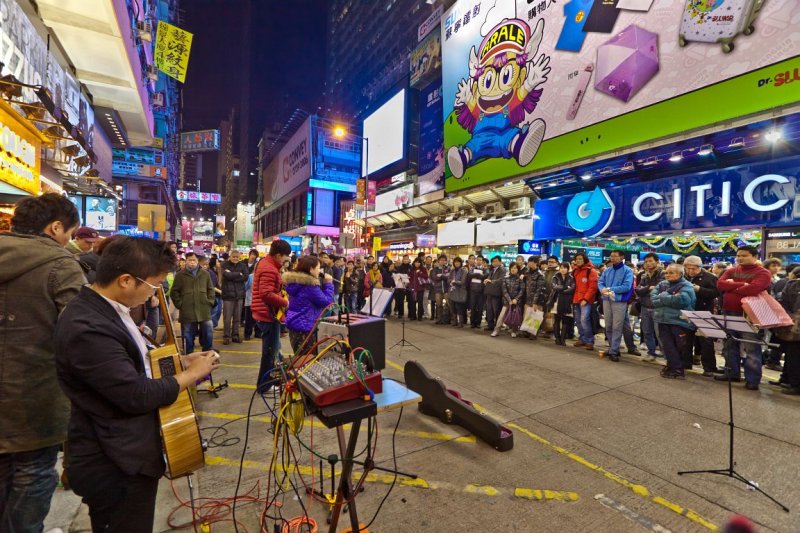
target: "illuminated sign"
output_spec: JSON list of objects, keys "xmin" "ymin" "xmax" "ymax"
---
[
  {"xmin": 180, "ymin": 129, "xmax": 220, "ymax": 152},
  {"xmin": 176, "ymin": 190, "xmax": 222, "ymax": 204},
  {"xmin": 113, "ymin": 160, "xmax": 168, "ymax": 179},
  {"xmin": 389, "ymin": 241, "xmax": 415, "ymax": 251},
  {"xmin": 0, "ymin": 101, "xmax": 42, "ymax": 195},
  {"xmin": 154, "ymin": 21, "xmax": 193, "ymax": 83}
]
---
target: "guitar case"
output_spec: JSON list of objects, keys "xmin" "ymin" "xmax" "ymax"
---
[{"xmin": 404, "ymin": 361, "xmax": 513, "ymax": 451}]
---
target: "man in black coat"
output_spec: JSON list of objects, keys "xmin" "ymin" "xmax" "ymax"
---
[
  {"xmin": 55, "ymin": 237, "xmax": 218, "ymax": 532},
  {"xmin": 683, "ymin": 255, "xmax": 723, "ymax": 376},
  {"xmin": 221, "ymin": 249, "xmax": 250, "ymax": 344}
]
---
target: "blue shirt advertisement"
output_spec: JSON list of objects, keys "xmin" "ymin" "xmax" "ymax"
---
[
  {"xmin": 533, "ymin": 157, "xmax": 800, "ymax": 240},
  {"xmin": 556, "ymin": 0, "xmax": 595, "ymax": 52}
]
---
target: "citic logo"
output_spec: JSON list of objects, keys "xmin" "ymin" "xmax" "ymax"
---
[{"xmin": 566, "ymin": 187, "xmax": 615, "ymax": 237}]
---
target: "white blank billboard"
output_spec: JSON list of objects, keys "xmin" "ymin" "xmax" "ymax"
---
[{"xmin": 362, "ymin": 89, "xmax": 406, "ymax": 176}]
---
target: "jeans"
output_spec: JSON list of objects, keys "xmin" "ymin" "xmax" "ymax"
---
[
  {"xmin": 449, "ymin": 298, "xmax": 467, "ymax": 325},
  {"xmin": 640, "ymin": 307, "xmax": 658, "ymax": 355},
  {"xmin": 243, "ymin": 305, "xmax": 256, "ymax": 338},
  {"xmin": 433, "ymin": 292, "xmax": 447, "ymax": 323},
  {"xmin": 485, "ymin": 295, "xmax": 502, "ymax": 330},
  {"xmin": 603, "ymin": 300, "xmax": 628, "ymax": 355},
  {"xmin": 222, "ymin": 298, "xmax": 243, "ymax": 341},
  {"xmin": 724, "ymin": 330, "xmax": 763, "ymax": 385},
  {"xmin": 574, "ymin": 303, "xmax": 594, "ymax": 345},
  {"xmin": 211, "ymin": 296, "xmax": 222, "ymax": 327},
  {"xmin": 181, "ymin": 320, "xmax": 213, "ymax": 354},
  {"xmin": 346, "ymin": 293, "xmax": 359, "ymax": 314},
  {"xmin": 468, "ymin": 289, "xmax": 484, "ymax": 327},
  {"xmin": 256, "ymin": 320, "xmax": 282, "ymax": 391},
  {"xmin": 0, "ymin": 445, "xmax": 59, "ymax": 533},
  {"xmin": 659, "ymin": 323, "xmax": 692, "ymax": 372}
]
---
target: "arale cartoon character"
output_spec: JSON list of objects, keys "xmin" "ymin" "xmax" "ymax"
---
[{"xmin": 448, "ymin": 18, "xmax": 551, "ymax": 179}]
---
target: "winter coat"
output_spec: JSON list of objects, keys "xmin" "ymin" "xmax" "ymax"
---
[
  {"xmin": 502, "ymin": 275, "xmax": 525, "ymax": 305},
  {"xmin": 409, "ymin": 266, "xmax": 430, "ymax": 293},
  {"xmin": 332, "ymin": 265, "xmax": 344, "ymax": 295},
  {"xmin": 431, "ymin": 265, "xmax": 451, "ymax": 293},
  {"xmin": 550, "ymin": 272, "xmax": 575, "ymax": 316},
  {"xmin": 523, "ymin": 269, "xmax": 547, "ymax": 307},
  {"xmin": 635, "ymin": 268, "xmax": 664, "ymax": 308},
  {"xmin": 170, "ymin": 267, "xmax": 216, "ymax": 323},
  {"xmin": 686, "ymin": 270, "xmax": 718, "ymax": 312},
  {"xmin": 467, "ymin": 266, "xmax": 487, "ymax": 294},
  {"xmin": 651, "ymin": 278, "xmax": 696, "ymax": 328},
  {"xmin": 598, "ymin": 263, "xmax": 634, "ymax": 302},
  {"xmin": 381, "ymin": 267, "xmax": 396, "ymax": 289},
  {"xmin": 572, "ymin": 262, "xmax": 599, "ymax": 304},
  {"xmin": 284, "ymin": 271, "xmax": 334, "ymax": 333},
  {"xmin": 484, "ymin": 265, "xmax": 506, "ymax": 297},
  {"xmin": 448, "ymin": 266, "xmax": 467, "ymax": 291},
  {"xmin": 220, "ymin": 260, "xmax": 249, "ymax": 300},
  {"xmin": 0, "ymin": 232, "xmax": 86, "ymax": 453},
  {"xmin": 252, "ymin": 255, "xmax": 288, "ymax": 323},
  {"xmin": 367, "ymin": 268, "xmax": 383, "ymax": 289},
  {"xmin": 77, "ymin": 250, "xmax": 100, "ymax": 283},
  {"xmin": 717, "ymin": 264, "xmax": 772, "ymax": 313},
  {"xmin": 245, "ymin": 273, "xmax": 254, "ymax": 306},
  {"xmin": 343, "ymin": 269, "xmax": 362, "ymax": 295}
]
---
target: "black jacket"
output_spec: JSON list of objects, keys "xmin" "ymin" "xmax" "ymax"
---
[
  {"xmin": 686, "ymin": 270, "xmax": 719, "ymax": 312},
  {"xmin": 485, "ymin": 265, "xmax": 506, "ymax": 297},
  {"xmin": 635, "ymin": 268, "xmax": 665, "ymax": 308},
  {"xmin": 467, "ymin": 266, "xmax": 487, "ymax": 294},
  {"xmin": 550, "ymin": 272, "xmax": 576, "ymax": 316},
  {"xmin": 523, "ymin": 269, "xmax": 547, "ymax": 307},
  {"xmin": 55, "ymin": 287, "xmax": 180, "ymax": 478},
  {"xmin": 220, "ymin": 260, "xmax": 249, "ymax": 300}
]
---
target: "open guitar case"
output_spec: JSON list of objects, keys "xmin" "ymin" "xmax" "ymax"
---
[{"xmin": 404, "ymin": 361, "xmax": 513, "ymax": 451}]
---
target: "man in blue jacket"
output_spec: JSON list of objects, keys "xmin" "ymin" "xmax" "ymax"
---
[{"xmin": 598, "ymin": 250, "xmax": 634, "ymax": 362}]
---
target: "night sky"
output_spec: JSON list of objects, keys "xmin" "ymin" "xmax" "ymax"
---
[{"xmin": 182, "ymin": 0, "xmax": 328, "ymax": 164}]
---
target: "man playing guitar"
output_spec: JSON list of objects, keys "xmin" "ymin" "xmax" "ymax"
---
[{"xmin": 55, "ymin": 237, "xmax": 219, "ymax": 532}]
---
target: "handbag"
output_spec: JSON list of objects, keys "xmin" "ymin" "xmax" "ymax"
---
[
  {"xmin": 450, "ymin": 285, "xmax": 467, "ymax": 304},
  {"xmin": 742, "ymin": 291, "xmax": 793, "ymax": 329},
  {"xmin": 520, "ymin": 307, "xmax": 544, "ymax": 334},
  {"xmin": 542, "ymin": 312, "xmax": 555, "ymax": 333},
  {"xmin": 503, "ymin": 305, "xmax": 523, "ymax": 329}
]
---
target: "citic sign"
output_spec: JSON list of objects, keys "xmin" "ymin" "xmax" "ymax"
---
[{"xmin": 0, "ymin": 101, "xmax": 42, "ymax": 195}]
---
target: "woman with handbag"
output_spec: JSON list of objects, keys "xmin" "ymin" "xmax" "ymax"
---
[
  {"xmin": 492, "ymin": 263, "xmax": 524, "ymax": 338},
  {"xmin": 408, "ymin": 258, "xmax": 430, "ymax": 321},
  {"xmin": 551, "ymin": 262, "xmax": 576, "ymax": 345},
  {"xmin": 448, "ymin": 257, "xmax": 468, "ymax": 327}
]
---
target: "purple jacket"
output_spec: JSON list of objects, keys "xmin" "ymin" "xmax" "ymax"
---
[{"xmin": 284, "ymin": 271, "xmax": 334, "ymax": 333}]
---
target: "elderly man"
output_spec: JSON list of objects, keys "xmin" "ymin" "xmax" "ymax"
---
[
  {"xmin": 598, "ymin": 250, "xmax": 634, "ymax": 362},
  {"xmin": 651, "ymin": 264, "xmax": 697, "ymax": 379},
  {"xmin": 684, "ymin": 255, "xmax": 723, "ymax": 376}
]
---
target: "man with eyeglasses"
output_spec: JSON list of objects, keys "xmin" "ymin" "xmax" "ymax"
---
[{"xmin": 54, "ymin": 236, "xmax": 219, "ymax": 532}]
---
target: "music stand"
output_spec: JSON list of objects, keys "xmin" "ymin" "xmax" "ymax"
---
[{"xmin": 677, "ymin": 311, "xmax": 790, "ymax": 513}]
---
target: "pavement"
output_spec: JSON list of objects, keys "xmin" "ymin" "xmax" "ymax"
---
[{"xmin": 47, "ymin": 318, "xmax": 800, "ymax": 532}]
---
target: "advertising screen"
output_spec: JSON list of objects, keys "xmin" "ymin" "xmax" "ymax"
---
[
  {"xmin": 264, "ymin": 119, "xmax": 311, "ymax": 203},
  {"xmin": 374, "ymin": 184, "xmax": 414, "ymax": 215},
  {"xmin": 362, "ymin": 89, "xmax": 406, "ymax": 177},
  {"xmin": 192, "ymin": 221, "xmax": 214, "ymax": 243},
  {"xmin": 67, "ymin": 195, "xmax": 83, "ymax": 224},
  {"xmin": 84, "ymin": 196, "xmax": 117, "ymax": 231},
  {"xmin": 418, "ymin": 81, "xmax": 445, "ymax": 195},
  {"xmin": 437, "ymin": 220, "xmax": 476, "ymax": 246},
  {"xmin": 441, "ymin": 0, "xmax": 800, "ymax": 192}
]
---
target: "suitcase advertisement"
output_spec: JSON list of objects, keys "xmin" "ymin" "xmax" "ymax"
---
[{"xmin": 680, "ymin": 0, "xmax": 766, "ymax": 53}]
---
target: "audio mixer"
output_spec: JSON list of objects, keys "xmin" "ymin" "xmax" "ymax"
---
[{"xmin": 297, "ymin": 354, "xmax": 382, "ymax": 407}]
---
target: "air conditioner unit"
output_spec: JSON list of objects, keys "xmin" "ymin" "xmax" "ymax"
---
[
  {"xmin": 137, "ymin": 21, "xmax": 153, "ymax": 42},
  {"xmin": 509, "ymin": 197, "xmax": 531, "ymax": 211},
  {"xmin": 146, "ymin": 64, "xmax": 159, "ymax": 81},
  {"xmin": 153, "ymin": 92, "xmax": 165, "ymax": 107},
  {"xmin": 484, "ymin": 201, "xmax": 504, "ymax": 215}
]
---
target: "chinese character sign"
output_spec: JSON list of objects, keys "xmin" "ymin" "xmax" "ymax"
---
[
  {"xmin": 154, "ymin": 21, "xmax": 193, "ymax": 83},
  {"xmin": 175, "ymin": 190, "xmax": 222, "ymax": 204},
  {"xmin": 180, "ymin": 130, "xmax": 220, "ymax": 153}
]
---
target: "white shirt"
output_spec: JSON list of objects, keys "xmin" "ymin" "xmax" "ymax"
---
[{"xmin": 97, "ymin": 292, "xmax": 152, "ymax": 378}]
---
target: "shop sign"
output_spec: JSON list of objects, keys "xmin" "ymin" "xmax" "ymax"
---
[
  {"xmin": 438, "ymin": 220, "xmax": 475, "ymax": 247},
  {"xmin": 234, "ymin": 203, "xmax": 255, "ymax": 244},
  {"xmin": 534, "ymin": 158, "xmax": 800, "ymax": 240},
  {"xmin": 417, "ymin": 234, "xmax": 436, "ymax": 248},
  {"xmin": 418, "ymin": 5, "xmax": 443, "ymax": 41},
  {"xmin": 263, "ymin": 119, "xmax": 311, "ymax": 203},
  {"xmin": 113, "ymin": 160, "xmax": 167, "ymax": 179},
  {"xmin": 0, "ymin": 102, "xmax": 41, "ymax": 195},
  {"xmin": 441, "ymin": 0, "xmax": 800, "ymax": 192},
  {"xmin": 180, "ymin": 129, "xmax": 219, "ymax": 152},
  {"xmin": 389, "ymin": 241, "xmax": 415, "ymax": 251},
  {"xmin": 518, "ymin": 240, "xmax": 545, "ymax": 256},
  {"xmin": 176, "ymin": 190, "xmax": 222, "ymax": 204},
  {"xmin": 154, "ymin": 21, "xmax": 194, "ymax": 83}
]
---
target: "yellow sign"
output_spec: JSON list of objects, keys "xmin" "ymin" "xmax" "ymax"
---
[
  {"xmin": 154, "ymin": 21, "xmax": 193, "ymax": 83},
  {"xmin": 372, "ymin": 237, "xmax": 381, "ymax": 254},
  {"xmin": 137, "ymin": 203, "xmax": 167, "ymax": 233},
  {"xmin": 0, "ymin": 100, "xmax": 43, "ymax": 195}
]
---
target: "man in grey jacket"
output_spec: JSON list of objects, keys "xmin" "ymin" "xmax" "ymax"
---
[{"xmin": 0, "ymin": 194, "xmax": 86, "ymax": 532}]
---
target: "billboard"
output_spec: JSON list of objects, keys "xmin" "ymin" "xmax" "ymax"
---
[
  {"xmin": 154, "ymin": 21, "xmax": 193, "ymax": 83},
  {"xmin": 234, "ymin": 203, "xmax": 256, "ymax": 244},
  {"xmin": 265, "ymin": 119, "xmax": 311, "ymax": 203},
  {"xmin": 374, "ymin": 184, "xmax": 414, "ymax": 215},
  {"xmin": 180, "ymin": 129, "xmax": 220, "ymax": 152},
  {"xmin": 192, "ymin": 221, "xmax": 214, "ymax": 244},
  {"xmin": 418, "ymin": 81, "xmax": 445, "ymax": 195},
  {"xmin": 410, "ymin": 27, "xmax": 442, "ymax": 88},
  {"xmin": 441, "ymin": 0, "xmax": 800, "ymax": 192},
  {"xmin": 176, "ymin": 190, "xmax": 222, "ymax": 204},
  {"xmin": 112, "ymin": 160, "xmax": 168, "ymax": 179},
  {"xmin": 533, "ymin": 157, "xmax": 800, "ymax": 239},
  {"xmin": 84, "ymin": 196, "xmax": 117, "ymax": 231},
  {"xmin": 362, "ymin": 89, "xmax": 406, "ymax": 177}
]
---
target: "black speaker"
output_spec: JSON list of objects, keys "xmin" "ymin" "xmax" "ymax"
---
[{"xmin": 318, "ymin": 314, "xmax": 386, "ymax": 370}]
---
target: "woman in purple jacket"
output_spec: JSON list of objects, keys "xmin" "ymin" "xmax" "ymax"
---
[{"xmin": 284, "ymin": 255, "xmax": 334, "ymax": 356}]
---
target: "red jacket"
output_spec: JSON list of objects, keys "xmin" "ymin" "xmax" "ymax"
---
[
  {"xmin": 409, "ymin": 266, "xmax": 430, "ymax": 293},
  {"xmin": 572, "ymin": 262, "xmax": 599, "ymax": 304},
  {"xmin": 252, "ymin": 255, "xmax": 288, "ymax": 322},
  {"xmin": 717, "ymin": 263, "xmax": 771, "ymax": 313}
]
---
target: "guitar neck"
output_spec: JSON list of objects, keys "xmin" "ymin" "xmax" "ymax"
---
[{"xmin": 157, "ymin": 285, "xmax": 178, "ymax": 350}]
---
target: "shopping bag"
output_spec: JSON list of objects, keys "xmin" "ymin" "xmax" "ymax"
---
[
  {"xmin": 504, "ymin": 305, "xmax": 523, "ymax": 329},
  {"xmin": 543, "ymin": 312, "xmax": 555, "ymax": 333},
  {"xmin": 520, "ymin": 307, "xmax": 544, "ymax": 334},
  {"xmin": 742, "ymin": 291, "xmax": 793, "ymax": 329}
]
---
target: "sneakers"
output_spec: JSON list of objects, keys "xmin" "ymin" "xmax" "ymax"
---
[
  {"xmin": 781, "ymin": 386, "xmax": 800, "ymax": 395},
  {"xmin": 490, "ymin": 331, "xmax": 499, "ymax": 337},
  {"xmin": 644, "ymin": 355, "xmax": 657, "ymax": 362},
  {"xmin": 608, "ymin": 353, "xmax": 620, "ymax": 362},
  {"xmin": 511, "ymin": 332, "xmax": 517, "ymax": 338},
  {"xmin": 512, "ymin": 119, "xmax": 546, "ymax": 167}
]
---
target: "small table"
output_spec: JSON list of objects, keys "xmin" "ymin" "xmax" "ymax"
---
[{"xmin": 316, "ymin": 378, "xmax": 421, "ymax": 533}]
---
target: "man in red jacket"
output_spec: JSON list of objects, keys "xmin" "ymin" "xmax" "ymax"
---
[
  {"xmin": 572, "ymin": 252, "xmax": 599, "ymax": 351},
  {"xmin": 253, "ymin": 239, "xmax": 291, "ymax": 392},
  {"xmin": 715, "ymin": 246, "xmax": 772, "ymax": 390}
]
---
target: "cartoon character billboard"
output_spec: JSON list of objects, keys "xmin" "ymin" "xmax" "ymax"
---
[{"xmin": 441, "ymin": 0, "xmax": 800, "ymax": 192}]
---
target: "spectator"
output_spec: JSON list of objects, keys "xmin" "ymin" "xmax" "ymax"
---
[
  {"xmin": 483, "ymin": 256, "xmax": 506, "ymax": 332},
  {"xmin": 775, "ymin": 268, "xmax": 800, "ymax": 395},
  {"xmin": 448, "ymin": 257, "xmax": 468, "ymax": 327},
  {"xmin": 572, "ymin": 252, "xmax": 599, "ymax": 351},
  {"xmin": 423, "ymin": 255, "xmax": 434, "ymax": 319},
  {"xmin": 247, "ymin": 248, "xmax": 260, "ymax": 274},
  {"xmin": 65, "ymin": 226, "xmax": 99, "ymax": 255},
  {"xmin": 284, "ymin": 255, "xmax": 334, "ymax": 356},
  {"xmin": 221, "ymin": 250, "xmax": 250, "ymax": 344},
  {"xmin": 715, "ymin": 246, "xmax": 772, "ymax": 390},
  {"xmin": 551, "ymin": 262, "xmax": 576, "ymax": 345},
  {"xmin": 332, "ymin": 256, "xmax": 345, "ymax": 305},
  {"xmin": 598, "ymin": 250, "xmax": 635, "ymax": 362},
  {"xmin": 367, "ymin": 262, "xmax": 383, "ymax": 291},
  {"xmin": 514, "ymin": 255, "xmax": 527, "ymax": 275},
  {"xmin": 492, "ymin": 263, "xmax": 524, "ymax": 338},
  {"xmin": 394, "ymin": 255, "xmax": 411, "ymax": 318},
  {"xmin": 431, "ymin": 255, "xmax": 451, "ymax": 324},
  {"xmin": 0, "ymin": 193, "xmax": 85, "ymax": 532},
  {"xmin": 170, "ymin": 252, "xmax": 216, "ymax": 354},
  {"xmin": 342, "ymin": 260, "xmax": 361, "ymax": 312},
  {"xmin": 651, "ymin": 264, "xmax": 696, "ymax": 379},
  {"xmin": 204, "ymin": 256, "xmax": 223, "ymax": 329},
  {"xmin": 684, "ymin": 255, "xmax": 723, "ymax": 376},
  {"xmin": 467, "ymin": 255, "xmax": 487, "ymax": 329},
  {"xmin": 252, "ymin": 240, "xmax": 292, "ymax": 392},
  {"xmin": 763, "ymin": 257, "xmax": 781, "ymax": 283},
  {"xmin": 635, "ymin": 252, "xmax": 665, "ymax": 361},
  {"xmin": 711, "ymin": 261, "xmax": 729, "ymax": 278},
  {"xmin": 408, "ymin": 258, "xmax": 430, "ymax": 321},
  {"xmin": 523, "ymin": 256, "xmax": 547, "ymax": 339}
]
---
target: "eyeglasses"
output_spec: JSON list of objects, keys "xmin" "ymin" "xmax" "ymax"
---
[{"xmin": 135, "ymin": 276, "xmax": 161, "ymax": 293}]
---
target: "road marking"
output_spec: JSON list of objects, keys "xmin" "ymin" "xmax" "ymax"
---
[
  {"xmin": 515, "ymin": 488, "xmax": 580, "ymax": 502},
  {"xmin": 221, "ymin": 350, "xmax": 261, "ymax": 354},
  {"xmin": 385, "ymin": 360, "xmax": 404, "ymax": 372},
  {"xmin": 595, "ymin": 494, "xmax": 672, "ymax": 532},
  {"xmin": 227, "ymin": 383, "xmax": 257, "ymax": 390},
  {"xmin": 220, "ymin": 363, "xmax": 261, "ymax": 369}
]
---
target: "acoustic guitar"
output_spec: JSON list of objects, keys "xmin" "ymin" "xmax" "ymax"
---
[{"xmin": 148, "ymin": 286, "xmax": 205, "ymax": 479}]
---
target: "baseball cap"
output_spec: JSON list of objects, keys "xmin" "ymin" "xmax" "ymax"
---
[{"xmin": 74, "ymin": 227, "xmax": 99, "ymax": 240}]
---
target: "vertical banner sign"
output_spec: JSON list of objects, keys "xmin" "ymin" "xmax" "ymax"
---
[
  {"xmin": 154, "ymin": 21, "xmax": 194, "ymax": 83},
  {"xmin": 418, "ymin": 81, "xmax": 445, "ymax": 195},
  {"xmin": 214, "ymin": 215, "xmax": 226, "ymax": 238}
]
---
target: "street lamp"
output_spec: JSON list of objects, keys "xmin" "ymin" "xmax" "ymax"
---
[{"xmin": 332, "ymin": 125, "xmax": 370, "ymax": 251}]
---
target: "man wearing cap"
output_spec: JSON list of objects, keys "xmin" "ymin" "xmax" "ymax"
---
[{"xmin": 66, "ymin": 226, "xmax": 99, "ymax": 255}]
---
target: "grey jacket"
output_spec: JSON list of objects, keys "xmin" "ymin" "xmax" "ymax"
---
[{"xmin": 0, "ymin": 232, "xmax": 86, "ymax": 453}]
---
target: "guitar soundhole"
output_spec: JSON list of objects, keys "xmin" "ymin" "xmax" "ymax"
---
[{"xmin": 159, "ymin": 357, "xmax": 177, "ymax": 377}]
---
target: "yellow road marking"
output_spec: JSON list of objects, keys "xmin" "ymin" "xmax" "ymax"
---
[
  {"xmin": 515, "ymin": 488, "xmax": 580, "ymax": 502},
  {"xmin": 385, "ymin": 360, "xmax": 404, "ymax": 372},
  {"xmin": 228, "ymin": 383, "xmax": 256, "ymax": 390},
  {"xmin": 220, "ymin": 363, "xmax": 261, "ymax": 369},
  {"xmin": 465, "ymin": 484, "xmax": 499, "ymax": 496},
  {"xmin": 221, "ymin": 350, "xmax": 261, "ymax": 354}
]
